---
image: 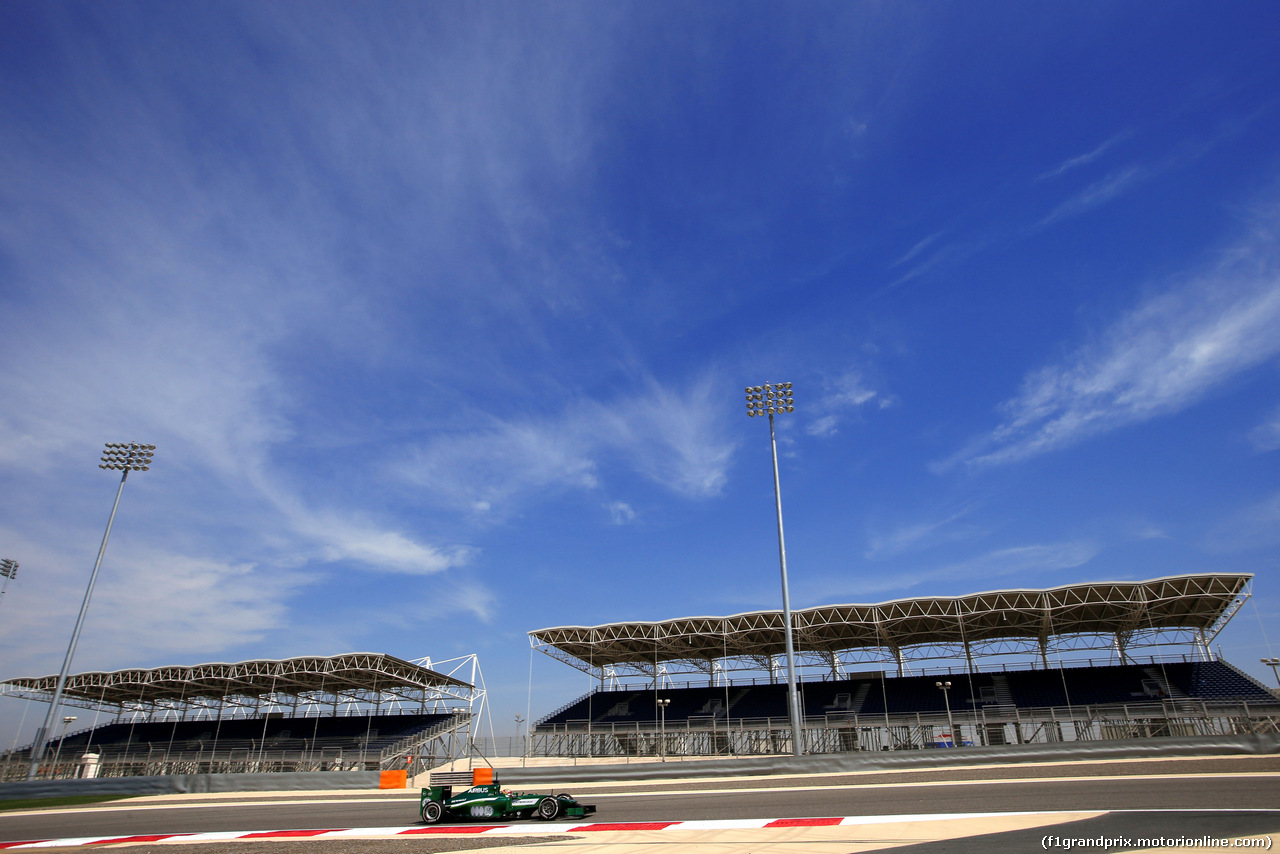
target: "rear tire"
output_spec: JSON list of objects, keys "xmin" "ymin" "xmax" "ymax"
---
[
  {"xmin": 536, "ymin": 796, "xmax": 560, "ymax": 821},
  {"xmin": 422, "ymin": 800, "xmax": 444, "ymax": 824}
]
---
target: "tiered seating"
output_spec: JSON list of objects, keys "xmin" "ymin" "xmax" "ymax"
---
[
  {"xmin": 59, "ymin": 712, "xmax": 455, "ymax": 755},
  {"xmin": 537, "ymin": 660, "xmax": 1276, "ymax": 729},
  {"xmin": 1161, "ymin": 661, "xmax": 1275, "ymax": 700},
  {"xmin": 725, "ymin": 684, "xmax": 789, "ymax": 719},
  {"xmin": 1004, "ymin": 668, "xmax": 1072, "ymax": 707},
  {"xmin": 1057, "ymin": 664, "xmax": 1151, "ymax": 704},
  {"xmin": 798, "ymin": 679, "xmax": 860, "ymax": 714},
  {"xmin": 537, "ymin": 690, "xmax": 636, "ymax": 726}
]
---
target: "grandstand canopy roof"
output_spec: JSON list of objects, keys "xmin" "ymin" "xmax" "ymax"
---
[
  {"xmin": 0, "ymin": 652, "xmax": 472, "ymax": 708},
  {"xmin": 530, "ymin": 574, "xmax": 1251, "ymax": 674}
]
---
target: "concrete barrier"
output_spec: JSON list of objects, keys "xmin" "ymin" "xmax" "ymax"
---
[{"xmin": 0, "ymin": 770, "xmax": 384, "ymax": 801}]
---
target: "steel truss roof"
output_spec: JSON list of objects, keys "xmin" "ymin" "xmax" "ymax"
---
[
  {"xmin": 530, "ymin": 574, "xmax": 1252, "ymax": 677},
  {"xmin": 0, "ymin": 652, "xmax": 473, "ymax": 711}
]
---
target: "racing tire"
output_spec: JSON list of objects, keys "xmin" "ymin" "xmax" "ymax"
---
[
  {"xmin": 556, "ymin": 793, "xmax": 574, "ymax": 800},
  {"xmin": 536, "ymin": 796, "xmax": 560, "ymax": 821},
  {"xmin": 421, "ymin": 800, "xmax": 444, "ymax": 824}
]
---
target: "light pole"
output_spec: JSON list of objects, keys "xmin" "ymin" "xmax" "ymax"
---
[
  {"xmin": 514, "ymin": 713, "xmax": 525, "ymax": 763},
  {"xmin": 0, "ymin": 559, "xmax": 17, "ymax": 610},
  {"xmin": 656, "ymin": 698, "xmax": 670, "ymax": 761},
  {"xmin": 936, "ymin": 681, "xmax": 956, "ymax": 747},
  {"xmin": 745, "ymin": 382, "xmax": 804, "ymax": 757},
  {"xmin": 50, "ymin": 716, "xmax": 77, "ymax": 777},
  {"xmin": 1262, "ymin": 658, "xmax": 1280, "ymax": 692},
  {"xmin": 27, "ymin": 443, "xmax": 155, "ymax": 779}
]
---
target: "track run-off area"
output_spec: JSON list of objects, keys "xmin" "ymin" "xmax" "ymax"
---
[{"xmin": 2, "ymin": 754, "xmax": 1279, "ymax": 852}]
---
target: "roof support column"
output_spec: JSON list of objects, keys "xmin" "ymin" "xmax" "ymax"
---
[{"xmin": 892, "ymin": 645, "xmax": 904, "ymax": 678}]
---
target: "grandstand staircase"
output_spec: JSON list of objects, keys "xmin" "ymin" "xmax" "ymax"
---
[
  {"xmin": 383, "ymin": 711, "xmax": 471, "ymax": 769},
  {"xmin": 982, "ymin": 674, "xmax": 1019, "ymax": 720},
  {"xmin": 848, "ymin": 681, "xmax": 872, "ymax": 714},
  {"xmin": 1141, "ymin": 667, "xmax": 1189, "ymax": 700},
  {"xmin": 991, "ymin": 675, "xmax": 1014, "ymax": 705},
  {"xmin": 535, "ymin": 690, "xmax": 594, "ymax": 728}
]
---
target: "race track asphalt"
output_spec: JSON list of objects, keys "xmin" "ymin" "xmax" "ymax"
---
[{"xmin": 1, "ymin": 754, "xmax": 1278, "ymax": 850}]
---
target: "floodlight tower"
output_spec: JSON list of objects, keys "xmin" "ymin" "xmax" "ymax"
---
[
  {"xmin": 1263, "ymin": 658, "xmax": 1280, "ymax": 691},
  {"xmin": 656, "ymin": 698, "xmax": 670, "ymax": 761},
  {"xmin": 0, "ymin": 559, "xmax": 17, "ymax": 610},
  {"xmin": 744, "ymin": 382, "xmax": 804, "ymax": 756},
  {"xmin": 51, "ymin": 715, "xmax": 77, "ymax": 774},
  {"xmin": 27, "ymin": 443, "xmax": 155, "ymax": 779},
  {"xmin": 936, "ymin": 681, "xmax": 956, "ymax": 746}
]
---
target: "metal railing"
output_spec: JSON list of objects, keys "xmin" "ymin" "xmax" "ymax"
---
[
  {"xmin": 530, "ymin": 698, "xmax": 1280, "ymax": 758},
  {"xmin": 578, "ymin": 652, "xmax": 1217, "ymax": 696},
  {"xmin": 1, "ymin": 712, "xmax": 473, "ymax": 781}
]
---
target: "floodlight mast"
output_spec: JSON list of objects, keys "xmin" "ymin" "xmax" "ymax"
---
[
  {"xmin": 1263, "ymin": 658, "xmax": 1280, "ymax": 691},
  {"xmin": 744, "ymin": 382, "xmax": 803, "ymax": 756},
  {"xmin": 936, "ymin": 681, "xmax": 956, "ymax": 747},
  {"xmin": 27, "ymin": 443, "xmax": 154, "ymax": 780},
  {"xmin": 0, "ymin": 559, "xmax": 17, "ymax": 610}
]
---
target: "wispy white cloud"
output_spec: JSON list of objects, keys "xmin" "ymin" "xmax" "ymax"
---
[
  {"xmin": 929, "ymin": 541, "xmax": 1100, "ymax": 585},
  {"xmin": 864, "ymin": 508, "xmax": 984, "ymax": 560},
  {"xmin": 1033, "ymin": 118, "xmax": 1262, "ymax": 231},
  {"xmin": 312, "ymin": 520, "xmax": 476, "ymax": 576},
  {"xmin": 879, "ymin": 237, "xmax": 990, "ymax": 294},
  {"xmin": 1250, "ymin": 405, "xmax": 1280, "ymax": 452},
  {"xmin": 606, "ymin": 501, "xmax": 637, "ymax": 525},
  {"xmin": 806, "ymin": 367, "xmax": 887, "ymax": 437},
  {"xmin": 398, "ymin": 420, "xmax": 600, "ymax": 518},
  {"xmin": 808, "ymin": 540, "xmax": 1100, "ymax": 601},
  {"xmin": 1203, "ymin": 491, "xmax": 1280, "ymax": 554},
  {"xmin": 1036, "ymin": 132, "xmax": 1131, "ymax": 181},
  {"xmin": 1126, "ymin": 520, "xmax": 1172, "ymax": 541},
  {"xmin": 0, "ymin": 532, "xmax": 303, "ymax": 674},
  {"xmin": 891, "ymin": 230, "xmax": 947, "ymax": 268},
  {"xmin": 397, "ymin": 372, "xmax": 737, "ymax": 517},
  {"xmin": 0, "ymin": 4, "xmax": 623, "ymax": 666},
  {"xmin": 947, "ymin": 205, "xmax": 1280, "ymax": 468},
  {"xmin": 1036, "ymin": 165, "xmax": 1144, "ymax": 228},
  {"xmin": 604, "ymin": 375, "xmax": 738, "ymax": 498},
  {"xmin": 807, "ymin": 415, "xmax": 841, "ymax": 439}
]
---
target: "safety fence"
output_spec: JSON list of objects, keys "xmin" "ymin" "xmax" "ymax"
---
[
  {"xmin": 530, "ymin": 698, "xmax": 1280, "ymax": 758},
  {"xmin": 1, "ymin": 713, "xmax": 470, "ymax": 781}
]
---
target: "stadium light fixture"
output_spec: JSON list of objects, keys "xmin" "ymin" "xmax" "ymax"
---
[
  {"xmin": 27, "ymin": 443, "xmax": 155, "ymax": 779},
  {"xmin": 50, "ymin": 715, "xmax": 77, "ymax": 774},
  {"xmin": 0, "ymin": 559, "xmax": 17, "ymax": 610},
  {"xmin": 936, "ymin": 681, "xmax": 956, "ymax": 747},
  {"xmin": 656, "ymin": 698, "xmax": 671, "ymax": 762},
  {"xmin": 743, "ymin": 381, "xmax": 804, "ymax": 756},
  {"xmin": 1263, "ymin": 658, "xmax": 1280, "ymax": 691}
]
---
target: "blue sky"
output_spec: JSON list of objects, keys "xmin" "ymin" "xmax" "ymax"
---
[{"xmin": 2, "ymin": 2, "xmax": 1279, "ymax": 742}]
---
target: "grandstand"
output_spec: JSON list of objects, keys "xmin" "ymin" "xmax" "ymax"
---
[
  {"xmin": 530, "ymin": 574, "xmax": 1280, "ymax": 756},
  {"xmin": 0, "ymin": 652, "xmax": 485, "ymax": 780}
]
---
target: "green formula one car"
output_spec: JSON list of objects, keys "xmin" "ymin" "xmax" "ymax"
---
[{"xmin": 419, "ymin": 782, "xmax": 596, "ymax": 824}]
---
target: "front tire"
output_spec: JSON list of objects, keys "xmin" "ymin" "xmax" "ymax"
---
[
  {"xmin": 536, "ymin": 796, "xmax": 560, "ymax": 821},
  {"xmin": 422, "ymin": 800, "xmax": 444, "ymax": 824}
]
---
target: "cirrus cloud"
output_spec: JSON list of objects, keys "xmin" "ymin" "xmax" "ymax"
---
[{"xmin": 946, "ymin": 204, "xmax": 1280, "ymax": 468}]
